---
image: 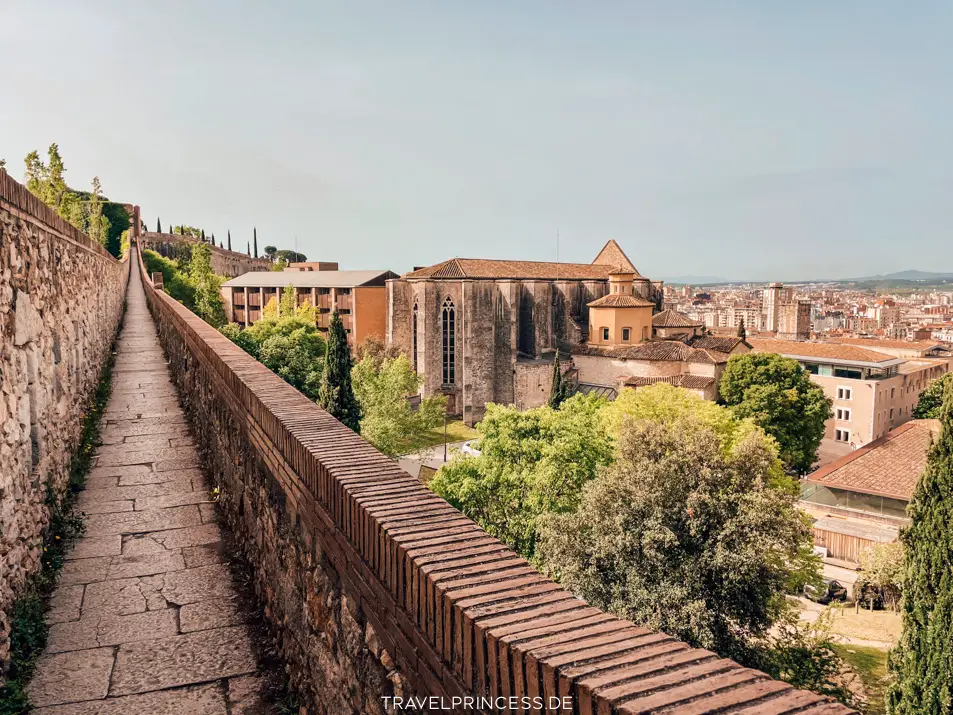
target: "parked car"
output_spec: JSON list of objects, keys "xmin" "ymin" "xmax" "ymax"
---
[
  {"xmin": 804, "ymin": 579, "xmax": 848, "ymax": 605},
  {"xmin": 460, "ymin": 440, "xmax": 482, "ymax": 457}
]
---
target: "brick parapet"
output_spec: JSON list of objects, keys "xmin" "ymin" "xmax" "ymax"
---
[{"xmin": 136, "ymin": 249, "xmax": 853, "ymax": 714}]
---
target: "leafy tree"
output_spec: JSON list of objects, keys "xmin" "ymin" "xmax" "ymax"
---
[
  {"xmin": 188, "ymin": 243, "xmax": 227, "ymax": 327},
  {"xmin": 430, "ymin": 395, "xmax": 613, "ymax": 558},
  {"xmin": 84, "ymin": 176, "xmax": 111, "ymax": 248},
  {"xmin": 719, "ymin": 353, "xmax": 832, "ymax": 474},
  {"xmin": 352, "ymin": 351, "xmax": 446, "ymax": 457},
  {"xmin": 737, "ymin": 318, "xmax": 746, "ymax": 340},
  {"xmin": 857, "ymin": 541, "xmax": 904, "ymax": 611},
  {"xmin": 319, "ymin": 311, "xmax": 360, "ymax": 432},
  {"xmin": 887, "ymin": 381, "xmax": 953, "ymax": 714},
  {"xmin": 0, "ymin": 157, "xmax": 7, "ymax": 172},
  {"xmin": 142, "ymin": 249, "xmax": 197, "ymax": 307},
  {"xmin": 547, "ymin": 350, "xmax": 570, "ymax": 409},
  {"xmin": 536, "ymin": 412, "xmax": 815, "ymax": 665},
  {"xmin": 275, "ymin": 249, "xmax": 307, "ymax": 263},
  {"xmin": 221, "ymin": 299, "xmax": 324, "ymax": 399},
  {"xmin": 173, "ymin": 225, "xmax": 204, "ymax": 240},
  {"xmin": 264, "ymin": 245, "xmax": 278, "ymax": 260},
  {"xmin": 913, "ymin": 372, "xmax": 953, "ymax": 419}
]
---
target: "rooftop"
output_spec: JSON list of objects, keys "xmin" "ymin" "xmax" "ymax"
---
[
  {"xmin": 574, "ymin": 340, "xmax": 732, "ymax": 364},
  {"xmin": 621, "ymin": 374, "xmax": 716, "ymax": 390},
  {"xmin": 806, "ymin": 420, "xmax": 940, "ymax": 501},
  {"xmin": 587, "ymin": 293, "xmax": 656, "ymax": 308},
  {"xmin": 222, "ymin": 269, "xmax": 397, "ymax": 288},
  {"xmin": 748, "ymin": 338, "xmax": 902, "ymax": 366},
  {"xmin": 652, "ymin": 309, "xmax": 703, "ymax": 328}
]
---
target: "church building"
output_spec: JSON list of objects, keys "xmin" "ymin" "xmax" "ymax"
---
[{"xmin": 386, "ymin": 241, "xmax": 663, "ymax": 425}]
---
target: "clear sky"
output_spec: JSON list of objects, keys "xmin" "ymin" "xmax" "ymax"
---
[{"xmin": 1, "ymin": 1, "xmax": 950, "ymax": 281}]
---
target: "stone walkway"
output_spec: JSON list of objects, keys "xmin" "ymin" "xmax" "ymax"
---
[{"xmin": 28, "ymin": 253, "xmax": 266, "ymax": 714}]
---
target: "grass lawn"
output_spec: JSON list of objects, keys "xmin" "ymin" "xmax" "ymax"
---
[
  {"xmin": 832, "ymin": 644, "xmax": 889, "ymax": 715},
  {"xmin": 827, "ymin": 605, "xmax": 901, "ymax": 645},
  {"xmin": 397, "ymin": 419, "xmax": 479, "ymax": 454}
]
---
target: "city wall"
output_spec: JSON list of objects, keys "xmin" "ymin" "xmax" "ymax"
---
[
  {"xmin": 138, "ymin": 248, "xmax": 850, "ymax": 714},
  {"xmin": 138, "ymin": 231, "xmax": 273, "ymax": 278},
  {"xmin": 0, "ymin": 172, "xmax": 128, "ymax": 670}
]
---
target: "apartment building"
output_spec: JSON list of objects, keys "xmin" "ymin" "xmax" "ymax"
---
[
  {"xmin": 221, "ymin": 267, "xmax": 397, "ymax": 346},
  {"xmin": 761, "ymin": 282, "xmax": 792, "ymax": 332},
  {"xmin": 777, "ymin": 300, "xmax": 811, "ymax": 341},
  {"xmin": 749, "ymin": 338, "xmax": 950, "ymax": 449}
]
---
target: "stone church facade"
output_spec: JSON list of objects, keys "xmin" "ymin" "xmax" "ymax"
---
[{"xmin": 386, "ymin": 241, "xmax": 663, "ymax": 425}]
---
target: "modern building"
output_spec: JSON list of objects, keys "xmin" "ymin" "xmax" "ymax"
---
[
  {"xmin": 221, "ymin": 267, "xmax": 398, "ymax": 346},
  {"xmin": 386, "ymin": 240, "xmax": 664, "ymax": 424},
  {"xmin": 777, "ymin": 299, "xmax": 812, "ymax": 341},
  {"xmin": 749, "ymin": 338, "xmax": 950, "ymax": 449},
  {"xmin": 762, "ymin": 282, "xmax": 792, "ymax": 332}
]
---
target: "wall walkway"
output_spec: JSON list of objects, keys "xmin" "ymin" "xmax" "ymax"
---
[{"xmin": 26, "ymin": 249, "xmax": 267, "ymax": 713}]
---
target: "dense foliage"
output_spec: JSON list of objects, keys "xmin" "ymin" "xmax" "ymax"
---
[
  {"xmin": 857, "ymin": 541, "xmax": 904, "ymax": 611},
  {"xmin": 22, "ymin": 144, "xmax": 128, "ymax": 257},
  {"xmin": 913, "ymin": 372, "xmax": 953, "ymax": 419},
  {"xmin": 888, "ymin": 381, "xmax": 953, "ymax": 714},
  {"xmin": 319, "ymin": 311, "xmax": 361, "ymax": 432},
  {"xmin": 547, "ymin": 351, "xmax": 571, "ymax": 409},
  {"xmin": 430, "ymin": 394, "xmax": 613, "ymax": 558},
  {"xmin": 351, "ymin": 344, "xmax": 446, "ymax": 457},
  {"xmin": 536, "ymin": 412, "xmax": 813, "ymax": 664},
  {"xmin": 719, "ymin": 352, "xmax": 832, "ymax": 474},
  {"xmin": 220, "ymin": 288, "xmax": 325, "ymax": 399},
  {"xmin": 142, "ymin": 244, "xmax": 227, "ymax": 327}
]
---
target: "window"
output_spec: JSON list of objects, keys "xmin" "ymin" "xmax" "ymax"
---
[
  {"xmin": 602, "ymin": 327, "xmax": 610, "ymax": 341},
  {"xmin": 621, "ymin": 327, "xmax": 631, "ymax": 342},
  {"xmin": 412, "ymin": 302, "xmax": 419, "ymax": 373},
  {"xmin": 889, "ymin": 408, "xmax": 894, "ymax": 420},
  {"xmin": 891, "ymin": 387, "xmax": 895, "ymax": 399},
  {"xmin": 836, "ymin": 387, "xmax": 852, "ymax": 400},
  {"xmin": 339, "ymin": 288, "xmax": 352, "ymax": 295},
  {"xmin": 835, "ymin": 429, "xmax": 850, "ymax": 443},
  {"xmin": 836, "ymin": 408, "xmax": 851, "ymax": 421},
  {"xmin": 442, "ymin": 297, "xmax": 455, "ymax": 385},
  {"xmin": 834, "ymin": 367, "xmax": 863, "ymax": 380}
]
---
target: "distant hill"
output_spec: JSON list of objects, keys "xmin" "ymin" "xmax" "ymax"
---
[{"xmin": 848, "ymin": 270, "xmax": 953, "ymax": 282}]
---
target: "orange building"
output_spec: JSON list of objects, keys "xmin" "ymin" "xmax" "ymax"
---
[{"xmin": 221, "ymin": 268, "xmax": 397, "ymax": 347}]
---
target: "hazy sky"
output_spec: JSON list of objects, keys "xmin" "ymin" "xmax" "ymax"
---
[{"xmin": 2, "ymin": 2, "xmax": 950, "ymax": 281}]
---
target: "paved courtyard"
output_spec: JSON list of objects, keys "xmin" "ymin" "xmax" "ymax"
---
[{"xmin": 27, "ymin": 255, "xmax": 267, "ymax": 714}]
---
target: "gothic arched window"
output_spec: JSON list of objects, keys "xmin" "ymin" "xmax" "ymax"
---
[
  {"xmin": 442, "ymin": 297, "xmax": 455, "ymax": 385},
  {"xmin": 412, "ymin": 301, "xmax": 419, "ymax": 373}
]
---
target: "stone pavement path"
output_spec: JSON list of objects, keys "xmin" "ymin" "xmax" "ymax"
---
[{"xmin": 27, "ymin": 252, "xmax": 267, "ymax": 714}]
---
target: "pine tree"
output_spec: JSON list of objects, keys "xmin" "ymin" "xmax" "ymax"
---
[
  {"xmin": 156, "ymin": 217, "xmax": 162, "ymax": 233},
  {"xmin": 887, "ymin": 380, "xmax": 953, "ymax": 714},
  {"xmin": 319, "ymin": 312, "xmax": 361, "ymax": 432},
  {"xmin": 227, "ymin": 230, "xmax": 232, "ymax": 251},
  {"xmin": 548, "ymin": 350, "xmax": 567, "ymax": 409},
  {"xmin": 737, "ymin": 318, "xmax": 746, "ymax": 341},
  {"xmin": 253, "ymin": 227, "xmax": 258, "ymax": 258}
]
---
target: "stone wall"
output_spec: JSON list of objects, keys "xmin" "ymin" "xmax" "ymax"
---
[
  {"xmin": 139, "ymin": 232, "xmax": 273, "ymax": 277},
  {"xmin": 0, "ymin": 172, "xmax": 128, "ymax": 670},
  {"xmin": 138, "ymin": 251, "xmax": 852, "ymax": 715}
]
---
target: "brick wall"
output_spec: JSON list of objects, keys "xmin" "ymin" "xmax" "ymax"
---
[
  {"xmin": 0, "ymin": 172, "xmax": 129, "ymax": 671},
  {"xmin": 139, "ymin": 232, "xmax": 273, "ymax": 277},
  {"xmin": 138, "ymin": 250, "xmax": 852, "ymax": 714}
]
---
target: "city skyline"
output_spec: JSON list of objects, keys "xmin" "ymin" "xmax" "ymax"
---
[{"xmin": 2, "ymin": 1, "xmax": 951, "ymax": 280}]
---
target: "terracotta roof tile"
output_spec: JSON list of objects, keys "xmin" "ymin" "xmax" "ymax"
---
[
  {"xmin": 749, "ymin": 338, "xmax": 898, "ymax": 364},
  {"xmin": 689, "ymin": 335, "xmax": 747, "ymax": 352},
  {"xmin": 573, "ymin": 341, "xmax": 732, "ymax": 364},
  {"xmin": 587, "ymin": 293, "xmax": 656, "ymax": 308},
  {"xmin": 806, "ymin": 420, "xmax": 940, "ymax": 501},
  {"xmin": 622, "ymin": 374, "xmax": 715, "ymax": 390},
  {"xmin": 403, "ymin": 258, "xmax": 618, "ymax": 280},
  {"xmin": 652, "ymin": 309, "xmax": 703, "ymax": 328}
]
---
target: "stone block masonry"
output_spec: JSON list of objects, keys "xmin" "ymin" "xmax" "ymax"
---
[
  {"xmin": 139, "ymin": 246, "xmax": 854, "ymax": 713},
  {"xmin": 138, "ymin": 232, "xmax": 273, "ymax": 278},
  {"xmin": 0, "ymin": 172, "xmax": 129, "ymax": 670}
]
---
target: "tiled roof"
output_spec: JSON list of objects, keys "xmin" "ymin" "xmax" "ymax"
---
[
  {"xmin": 689, "ymin": 335, "xmax": 748, "ymax": 352},
  {"xmin": 652, "ymin": 309, "xmax": 702, "ymax": 328},
  {"xmin": 587, "ymin": 293, "xmax": 656, "ymax": 308},
  {"xmin": 573, "ymin": 341, "xmax": 732, "ymax": 364},
  {"xmin": 806, "ymin": 420, "xmax": 940, "ymax": 501},
  {"xmin": 223, "ymin": 269, "xmax": 397, "ymax": 288},
  {"xmin": 748, "ymin": 338, "xmax": 898, "ymax": 365},
  {"xmin": 831, "ymin": 338, "xmax": 953, "ymax": 354},
  {"xmin": 592, "ymin": 239, "xmax": 642, "ymax": 276},
  {"xmin": 403, "ymin": 258, "xmax": 617, "ymax": 281},
  {"xmin": 622, "ymin": 374, "xmax": 716, "ymax": 390}
]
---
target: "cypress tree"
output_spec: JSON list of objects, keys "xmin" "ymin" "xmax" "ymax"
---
[
  {"xmin": 548, "ymin": 350, "xmax": 567, "ymax": 409},
  {"xmin": 319, "ymin": 311, "xmax": 361, "ymax": 432},
  {"xmin": 737, "ymin": 318, "xmax": 746, "ymax": 341},
  {"xmin": 887, "ymin": 380, "xmax": 953, "ymax": 713},
  {"xmin": 253, "ymin": 226, "xmax": 258, "ymax": 258},
  {"xmin": 227, "ymin": 230, "xmax": 232, "ymax": 251},
  {"xmin": 200, "ymin": 229, "xmax": 205, "ymax": 242},
  {"xmin": 156, "ymin": 217, "xmax": 162, "ymax": 233},
  {"xmin": 247, "ymin": 241, "xmax": 251, "ymax": 256}
]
